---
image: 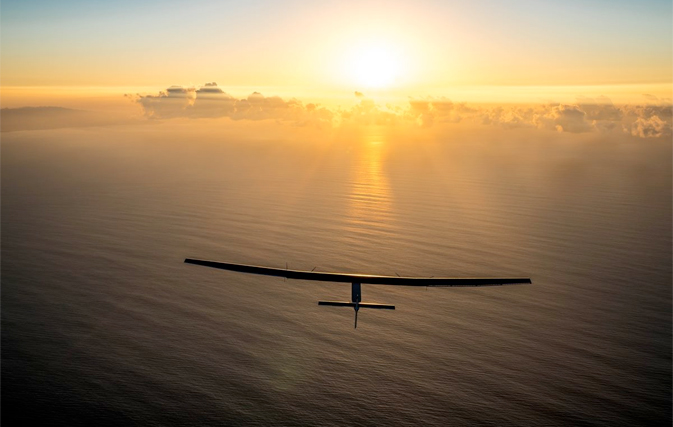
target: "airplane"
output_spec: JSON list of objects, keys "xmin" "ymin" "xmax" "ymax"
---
[{"xmin": 184, "ymin": 258, "xmax": 532, "ymax": 328}]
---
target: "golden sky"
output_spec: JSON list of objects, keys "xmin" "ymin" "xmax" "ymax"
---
[{"xmin": 2, "ymin": 0, "xmax": 671, "ymax": 106}]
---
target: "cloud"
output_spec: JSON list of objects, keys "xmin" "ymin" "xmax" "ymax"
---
[
  {"xmin": 622, "ymin": 104, "xmax": 672, "ymax": 120},
  {"xmin": 192, "ymin": 85, "xmax": 236, "ymax": 118},
  {"xmin": 337, "ymin": 93, "xmax": 401, "ymax": 126},
  {"xmin": 533, "ymin": 104, "xmax": 595, "ymax": 133},
  {"xmin": 630, "ymin": 115, "xmax": 670, "ymax": 138},
  {"xmin": 576, "ymin": 96, "xmax": 623, "ymax": 121},
  {"xmin": 479, "ymin": 104, "xmax": 598, "ymax": 133},
  {"xmin": 130, "ymin": 83, "xmax": 334, "ymax": 127},
  {"xmin": 127, "ymin": 83, "xmax": 673, "ymax": 138},
  {"xmin": 621, "ymin": 103, "xmax": 672, "ymax": 137},
  {"xmin": 129, "ymin": 86, "xmax": 196, "ymax": 119},
  {"xmin": 477, "ymin": 97, "xmax": 672, "ymax": 137},
  {"xmin": 406, "ymin": 97, "xmax": 461, "ymax": 127},
  {"xmin": 480, "ymin": 106, "xmax": 537, "ymax": 129}
]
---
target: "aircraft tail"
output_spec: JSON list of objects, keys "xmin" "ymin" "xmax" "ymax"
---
[
  {"xmin": 319, "ymin": 301, "xmax": 395, "ymax": 329},
  {"xmin": 318, "ymin": 301, "xmax": 395, "ymax": 309}
]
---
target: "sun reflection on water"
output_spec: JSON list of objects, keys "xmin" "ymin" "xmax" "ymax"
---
[{"xmin": 345, "ymin": 132, "xmax": 395, "ymax": 238}]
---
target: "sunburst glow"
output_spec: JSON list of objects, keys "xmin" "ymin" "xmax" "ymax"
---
[{"xmin": 347, "ymin": 42, "xmax": 403, "ymax": 88}]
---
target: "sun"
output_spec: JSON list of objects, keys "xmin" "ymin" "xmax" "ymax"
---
[{"xmin": 347, "ymin": 42, "xmax": 403, "ymax": 89}]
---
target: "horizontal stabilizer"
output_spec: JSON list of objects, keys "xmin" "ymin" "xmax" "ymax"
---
[
  {"xmin": 319, "ymin": 301, "xmax": 395, "ymax": 309},
  {"xmin": 318, "ymin": 301, "xmax": 354, "ymax": 307},
  {"xmin": 358, "ymin": 303, "xmax": 395, "ymax": 309}
]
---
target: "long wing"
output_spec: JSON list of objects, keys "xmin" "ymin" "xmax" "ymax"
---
[{"xmin": 184, "ymin": 258, "xmax": 532, "ymax": 287}]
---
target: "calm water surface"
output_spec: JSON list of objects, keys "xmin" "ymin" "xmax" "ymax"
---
[{"xmin": 2, "ymin": 125, "xmax": 671, "ymax": 425}]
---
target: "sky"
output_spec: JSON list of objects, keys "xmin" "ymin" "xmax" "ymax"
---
[
  {"xmin": 2, "ymin": 1, "xmax": 671, "ymax": 96},
  {"xmin": 1, "ymin": 0, "xmax": 671, "ymax": 136}
]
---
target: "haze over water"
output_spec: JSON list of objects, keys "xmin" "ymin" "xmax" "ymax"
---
[{"xmin": 2, "ymin": 123, "xmax": 670, "ymax": 425}]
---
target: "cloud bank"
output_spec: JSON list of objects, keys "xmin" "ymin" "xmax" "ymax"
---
[
  {"xmin": 127, "ymin": 83, "xmax": 333, "ymax": 128},
  {"xmin": 38, "ymin": 83, "xmax": 651, "ymax": 139}
]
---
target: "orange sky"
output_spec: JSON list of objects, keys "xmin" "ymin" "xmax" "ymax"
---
[{"xmin": 2, "ymin": 0, "xmax": 671, "ymax": 107}]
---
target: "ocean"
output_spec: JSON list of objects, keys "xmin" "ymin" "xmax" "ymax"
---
[{"xmin": 2, "ymin": 123, "xmax": 671, "ymax": 426}]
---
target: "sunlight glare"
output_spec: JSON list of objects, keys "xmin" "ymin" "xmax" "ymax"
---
[{"xmin": 347, "ymin": 42, "xmax": 403, "ymax": 88}]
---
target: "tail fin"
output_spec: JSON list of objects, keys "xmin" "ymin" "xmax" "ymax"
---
[{"xmin": 319, "ymin": 301, "xmax": 395, "ymax": 329}]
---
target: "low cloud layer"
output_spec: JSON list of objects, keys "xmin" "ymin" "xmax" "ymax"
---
[
  {"xmin": 126, "ymin": 83, "xmax": 670, "ymax": 138},
  {"xmin": 127, "ymin": 83, "xmax": 333, "ymax": 128}
]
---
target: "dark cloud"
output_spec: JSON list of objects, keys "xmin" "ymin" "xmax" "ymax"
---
[
  {"xmin": 166, "ymin": 86, "xmax": 194, "ymax": 97},
  {"xmin": 196, "ymin": 85, "xmax": 225, "ymax": 95},
  {"xmin": 129, "ymin": 86, "xmax": 196, "ymax": 119}
]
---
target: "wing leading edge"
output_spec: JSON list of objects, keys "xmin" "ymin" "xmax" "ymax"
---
[{"xmin": 184, "ymin": 258, "xmax": 532, "ymax": 287}]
